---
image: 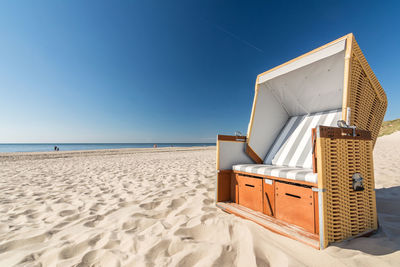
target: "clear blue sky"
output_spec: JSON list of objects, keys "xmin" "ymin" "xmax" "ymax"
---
[{"xmin": 0, "ymin": 1, "xmax": 399, "ymax": 143}]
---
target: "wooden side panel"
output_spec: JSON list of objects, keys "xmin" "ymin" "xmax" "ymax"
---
[
  {"xmin": 231, "ymin": 173, "xmax": 239, "ymax": 203},
  {"xmin": 275, "ymin": 182, "xmax": 314, "ymax": 233},
  {"xmin": 237, "ymin": 175, "xmax": 263, "ymax": 212},
  {"xmin": 313, "ymin": 191, "xmax": 319, "ymax": 234},
  {"xmin": 263, "ymin": 179, "xmax": 275, "ymax": 216},
  {"xmin": 312, "ymin": 128, "xmax": 317, "ymax": 173},
  {"xmin": 216, "ymin": 170, "xmax": 232, "ymax": 202}
]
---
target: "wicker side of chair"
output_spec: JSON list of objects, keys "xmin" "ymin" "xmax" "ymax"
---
[
  {"xmin": 346, "ymin": 36, "xmax": 387, "ymax": 146},
  {"xmin": 316, "ymin": 127, "xmax": 378, "ymax": 248}
]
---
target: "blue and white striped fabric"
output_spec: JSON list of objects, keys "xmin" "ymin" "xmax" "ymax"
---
[
  {"xmin": 271, "ymin": 109, "xmax": 342, "ymax": 169},
  {"xmin": 232, "ymin": 164, "xmax": 318, "ymax": 183},
  {"xmin": 233, "ymin": 109, "xmax": 342, "ymax": 184},
  {"xmin": 264, "ymin": 115, "xmax": 306, "ymax": 165}
]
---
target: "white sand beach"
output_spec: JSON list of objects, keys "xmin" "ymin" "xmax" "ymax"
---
[{"xmin": 0, "ymin": 135, "xmax": 399, "ymax": 266}]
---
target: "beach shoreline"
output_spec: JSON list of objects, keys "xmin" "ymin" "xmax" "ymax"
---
[{"xmin": 0, "ymin": 146, "xmax": 216, "ymax": 162}]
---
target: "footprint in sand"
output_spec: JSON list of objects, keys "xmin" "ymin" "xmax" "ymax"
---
[
  {"xmin": 64, "ymin": 213, "xmax": 81, "ymax": 222},
  {"xmin": 103, "ymin": 240, "xmax": 121, "ymax": 249},
  {"xmin": 53, "ymin": 221, "xmax": 71, "ymax": 229},
  {"xmin": 88, "ymin": 233, "xmax": 105, "ymax": 246},
  {"xmin": 84, "ymin": 215, "xmax": 104, "ymax": 228},
  {"xmin": 195, "ymin": 184, "xmax": 207, "ymax": 189},
  {"xmin": 78, "ymin": 249, "xmax": 121, "ymax": 267},
  {"xmin": 174, "ymin": 223, "xmax": 231, "ymax": 243},
  {"xmin": 139, "ymin": 201, "xmax": 161, "ymax": 210},
  {"xmin": 176, "ymin": 248, "xmax": 210, "ymax": 267},
  {"xmin": 201, "ymin": 206, "xmax": 217, "ymax": 212},
  {"xmin": 118, "ymin": 200, "xmax": 139, "ymax": 208},
  {"xmin": 27, "ymin": 212, "xmax": 41, "ymax": 219},
  {"xmin": 18, "ymin": 252, "xmax": 42, "ymax": 265},
  {"xmin": 122, "ymin": 219, "xmax": 138, "ymax": 231},
  {"xmin": 59, "ymin": 241, "xmax": 90, "ymax": 260},
  {"xmin": 202, "ymin": 198, "xmax": 213, "ymax": 205},
  {"xmin": 0, "ymin": 231, "xmax": 53, "ymax": 254},
  {"xmin": 123, "ymin": 218, "xmax": 157, "ymax": 234},
  {"xmin": 144, "ymin": 239, "xmax": 171, "ymax": 263},
  {"xmin": 58, "ymin": 210, "xmax": 75, "ymax": 217},
  {"xmin": 200, "ymin": 212, "xmax": 217, "ymax": 223},
  {"xmin": 151, "ymin": 210, "xmax": 171, "ymax": 219},
  {"xmin": 168, "ymin": 197, "xmax": 186, "ymax": 209},
  {"xmin": 176, "ymin": 207, "xmax": 199, "ymax": 217}
]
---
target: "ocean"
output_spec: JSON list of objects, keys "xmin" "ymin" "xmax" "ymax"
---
[{"xmin": 0, "ymin": 143, "xmax": 215, "ymax": 153}]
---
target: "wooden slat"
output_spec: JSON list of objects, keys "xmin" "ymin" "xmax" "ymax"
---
[
  {"xmin": 318, "ymin": 126, "xmax": 371, "ymax": 140},
  {"xmin": 230, "ymin": 173, "xmax": 239, "ymax": 203},
  {"xmin": 245, "ymin": 143, "xmax": 263, "ymax": 163},
  {"xmin": 217, "ymin": 202, "xmax": 320, "ymax": 249},
  {"xmin": 217, "ymin": 135, "xmax": 247, "ymax": 142},
  {"xmin": 313, "ymin": 191, "xmax": 319, "ymax": 234},
  {"xmin": 263, "ymin": 179, "xmax": 275, "ymax": 216}
]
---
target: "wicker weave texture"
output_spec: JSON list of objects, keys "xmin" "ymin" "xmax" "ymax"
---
[
  {"xmin": 318, "ymin": 137, "xmax": 377, "ymax": 246},
  {"xmin": 347, "ymin": 39, "xmax": 387, "ymax": 145}
]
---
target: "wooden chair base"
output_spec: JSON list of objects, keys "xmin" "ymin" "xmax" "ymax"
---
[{"xmin": 216, "ymin": 202, "xmax": 320, "ymax": 249}]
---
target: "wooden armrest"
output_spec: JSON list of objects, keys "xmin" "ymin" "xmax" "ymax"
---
[
  {"xmin": 317, "ymin": 126, "xmax": 372, "ymax": 140},
  {"xmin": 313, "ymin": 126, "xmax": 372, "ymax": 174},
  {"xmin": 217, "ymin": 135, "xmax": 247, "ymax": 142}
]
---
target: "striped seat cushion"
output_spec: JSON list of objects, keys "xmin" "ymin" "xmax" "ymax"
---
[
  {"xmin": 265, "ymin": 109, "xmax": 342, "ymax": 169},
  {"xmin": 232, "ymin": 164, "xmax": 317, "ymax": 184}
]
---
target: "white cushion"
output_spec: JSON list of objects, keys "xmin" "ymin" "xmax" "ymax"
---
[{"xmin": 233, "ymin": 164, "xmax": 318, "ymax": 184}]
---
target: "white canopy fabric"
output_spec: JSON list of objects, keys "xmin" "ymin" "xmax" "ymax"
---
[
  {"xmin": 247, "ymin": 38, "xmax": 347, "ymax": 162},
  {"xmin": 258, "ymin": 39, "xmax": 345, "ymax": 84},
  {"xmin": 258, "ymin": 39, "xmax": 345, "ymax": 116}
]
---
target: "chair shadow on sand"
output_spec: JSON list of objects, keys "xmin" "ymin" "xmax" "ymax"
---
[{"xmin": 332, "ymin": 186, "xmax": 400, "ymax": 255}]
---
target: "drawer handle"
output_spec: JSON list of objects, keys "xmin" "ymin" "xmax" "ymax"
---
[
  {"xmin": 285, "ymin": 193, "xmax": 301, "ymax": 199},
  {"xmin": 245, "ymin": 184, "xmax": 255, "ymax": 188}
]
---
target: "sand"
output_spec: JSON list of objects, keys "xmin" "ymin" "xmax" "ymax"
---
[{"xmin": 0, "ymin": 136, "xmax": 399, "ymax": 266}]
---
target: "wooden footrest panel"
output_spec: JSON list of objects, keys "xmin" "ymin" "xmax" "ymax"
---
[{"xmin": 216, "ymin": 202, "xmax": 319, "ymax": 249}]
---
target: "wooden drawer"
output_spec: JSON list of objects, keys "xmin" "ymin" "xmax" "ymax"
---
[
  {"xmin": 275, "ymin": 182, "xmax": 315, "ymax": 233},
  {"xmin": 263, "ymin": 178, "xmax": 275, "ymax": 216},
  {"xmin": 237, "ymin": 175, "xmax": 263, "ymax": 212}
]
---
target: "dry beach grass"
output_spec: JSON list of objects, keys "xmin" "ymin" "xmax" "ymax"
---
[{"xmin": 0, "ymin": 137, "xmax": 399, "ymax": 266}]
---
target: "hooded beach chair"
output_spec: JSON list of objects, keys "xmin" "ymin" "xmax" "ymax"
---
[{"xmin": 216, "ymin": 34, "xmax": 387, "ymax": 249}]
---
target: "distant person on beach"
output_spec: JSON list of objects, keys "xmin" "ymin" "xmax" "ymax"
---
[
  {"xmin": 54, "ymin": 146, "xmax": 59, "ymax": 151},
  {"xmin": 153, "ymin": 144, "xmax": 157, "ymax": 148}
]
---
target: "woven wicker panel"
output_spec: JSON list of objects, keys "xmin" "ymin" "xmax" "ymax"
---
[
  {"xmin": 318, "ymin": 137, "xmax": 377, "ymax": 246},
  {"xmin": 347, "ymin": 40, "xmax": 387, "ymax": 146}
]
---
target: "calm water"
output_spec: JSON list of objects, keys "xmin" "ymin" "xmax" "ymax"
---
[{"xmin": 0, "ymin": 143, "xmax": 215, "ymax": 153}]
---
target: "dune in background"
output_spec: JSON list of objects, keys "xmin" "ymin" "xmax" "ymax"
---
[{"xmin": 0, "ymin": 135, "xmax": 399, "ymax": 266}]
